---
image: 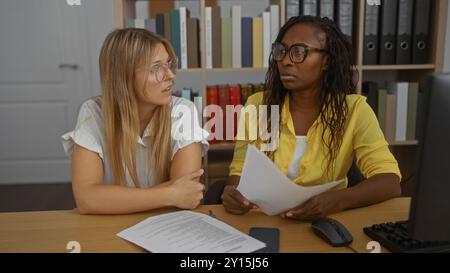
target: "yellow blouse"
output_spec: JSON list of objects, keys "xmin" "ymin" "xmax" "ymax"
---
[{"xmin": 229, "ymin": 92, "xmax": 401, "ymax": 189}]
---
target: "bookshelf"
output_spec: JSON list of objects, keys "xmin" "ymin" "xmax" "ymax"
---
[{"xmin": 114, "ymin": 0, "xmax": 448, "ymax": 191}]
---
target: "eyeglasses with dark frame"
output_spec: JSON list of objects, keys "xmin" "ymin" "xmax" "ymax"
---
[
  {"xmin": 149, "ymin": 57, "xmax": 178, "ymax": 82},
  {"xmin": 271, "ymin": 42, "xmax": 328, "ymax": 64}
]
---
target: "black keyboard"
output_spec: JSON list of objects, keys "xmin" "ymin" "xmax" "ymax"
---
[{"xmin": 363, "ymin": 221, "xmax": 450, "ymax": 253}]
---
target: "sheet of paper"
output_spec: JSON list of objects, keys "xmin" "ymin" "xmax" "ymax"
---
[
  {"xmin": 117, "ymin": 210, "xmax": 266, "ymax": 253},
  {"xmin": 237, "ymin": 145, "xmax": 345, "ymax": 216}
]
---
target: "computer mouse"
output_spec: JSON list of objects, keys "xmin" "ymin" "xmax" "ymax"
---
[{"xmin": 311, "ymin": 217, "xmax": 353, "ymax": 247}]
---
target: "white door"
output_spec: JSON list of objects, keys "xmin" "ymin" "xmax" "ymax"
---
[{"xmin": 0, "ymin": 0, "xmax": 90, "ymax": 184}]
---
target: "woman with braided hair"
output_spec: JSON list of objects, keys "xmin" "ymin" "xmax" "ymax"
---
[{"xmin": 222, "ymin": 16, "xmax": 401, "ymax": 220}]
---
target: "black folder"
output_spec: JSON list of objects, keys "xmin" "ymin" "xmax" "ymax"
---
[
  {"xmin": 155, "ymin": 13, "xmax": 165, "ymax": 37},
  {"xmin": 412, "ymin": 0, "xmax": 431, "ymax": 64},
  {"xmin": 396, "ymin": 0, "xmax": 414, "ymax": 64},
  {"xmin": 300, "ymin": 0, "xmax": 318, "ymax": 16},
  {"xmin": 363, "ymin": 3, "xmax": 380, "ymax": 65},
  {"xmin": 336, "ymin": 0, "xmax": 354, "ymax": 44},
  {"xmin": 379, "ymin": 0, "xmax": 398, "ymax": 64},
  {"xmin": 319, "ymin": 0, "xmax": 335, "ymax": 20}
]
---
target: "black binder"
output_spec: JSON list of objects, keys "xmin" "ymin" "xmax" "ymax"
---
[
  {"xmin": 412, "ymin": 0, "xmax": 431, "ymax": 64},
  {"xmin": 319, "ymin": 0, "xmax": 335, "ymax": 20},
  {"xmin": 336, "ymin": 0, "xmax": 354, "ymax": 44},
  {"xmin": 363, "ymin": 3, "xmax": 380, "ymax": 65},
  {"xmin": 155, "ymin": 13, "xmax": 165, "ymax": 37},
  {"xmin": 379, "ymin": 0, "xmax": 398, "ymax": 64},
  {"xmin": 300, "ymin": 0, "xmax": 318, "ymax": 16},
  {"xmin": 396, "ymin": 0, "xmax": 414, "ymax": 64}
]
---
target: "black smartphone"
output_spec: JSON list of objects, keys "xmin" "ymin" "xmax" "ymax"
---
[{"xmin": 249, "ymin": 227, "xmax": 280, "ymax": 253}]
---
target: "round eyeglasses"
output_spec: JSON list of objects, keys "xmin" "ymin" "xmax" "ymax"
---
[
  {"xmin": 271, "ymin": 42, "xmax": 328, "ymax": 64},
  {"xmin": 150, "ymin": 58, "xmax": 178, "ymax": 82}
]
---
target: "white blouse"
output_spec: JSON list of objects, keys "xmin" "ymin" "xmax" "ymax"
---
[
  {"xmin": 287, "ymin": 136, "xmax": 307, "ymax": 180},
  {"xmin": 61, "ymin": 96, "xmax": 209, "ymax": 188}
]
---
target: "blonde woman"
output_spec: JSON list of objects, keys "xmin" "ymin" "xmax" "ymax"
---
[{"xmin": 62, "ymin": 29, "xmax": 209, "ymax": 214}]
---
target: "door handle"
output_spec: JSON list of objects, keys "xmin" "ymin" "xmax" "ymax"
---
[{"xmin": 59, "ymin": 64, "xmax": 79, "ymax": 70}]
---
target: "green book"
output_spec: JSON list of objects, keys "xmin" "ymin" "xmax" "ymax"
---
[
  {"xmin": 124, "ymin": 19, "xmax": 135, "ymax": 28},
  {"xmin": 170, "ymin": 9, "xmax": 181, "ymax": 68},
  {"xmin": 407, "ymin": 82, "xmax": 419, "ymax": 140},
  {"xmin": 221, "ymin": 17, "xmax": 232, "ymax": 68},
  {"xmin": 377, "ymin": 89, "xmax": 387, "ymax": 133}
]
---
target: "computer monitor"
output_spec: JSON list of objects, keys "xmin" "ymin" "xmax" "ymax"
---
[{"xmin": 408, "ymin": 73, "xmax": 450, "ymax": 241}]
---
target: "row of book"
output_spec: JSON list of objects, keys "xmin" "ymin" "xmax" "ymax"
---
[
  {"xmin": 362, "ymin": 81, "xmax": 420, "ymax": 142},
  {"xmin": 124, "ymin": 4, "xmax": 281, "ymax": 70},
  {"xmin": 364, "ymin": 0, "xmax": 431, "ymax": 65},
  {"xmin": 285, "ymin": 0, "xmax": 356, "ymax": 42},
  {"xmin": 206, "ymin": 83, "xmax": 265, "ymax": 143},
  {"xmin": 206, "ymin": 83, "xmax": 265, "ymax": 108},
  {"xmin": 205, "ymin": 5, "xmax": 280, "ymax": 69},
  {"xmin": 125, "ymin": 7, "xmax": 200, "ymax": 69}
]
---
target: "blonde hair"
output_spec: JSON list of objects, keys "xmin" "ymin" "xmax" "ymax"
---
[{"xmin": 99, "ymin": 28, "xmax": 175, "ymax": 187}]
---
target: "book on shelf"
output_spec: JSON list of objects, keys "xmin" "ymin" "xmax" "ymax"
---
[
  {"xmin": 205, "ymin": 7, "xmax": 213, "ymax": 69},
  {"xmin": 221, "ymin": 17, "xmax": 233, "ymax": 69},
  {"xmin": 187, "ymin": 17, "xmax": 200, "ymax": 68},
  {"xmin": 124, "ymin": 3, "xmax": 280, "ymax": 70},
  {"xmin": 242, "ymin": 17, "xmax": 253, "ymax": 68},
  {"xmin": 179, "ymin": 7, "xmax": 188, "ymax": 69},
  {"xmin": 211, "ymin": 6, "xmax": 222, "ymax": 68},
  {"xmin": 252, "ymin": 16, "xmax": 264, "ymax": 68},
  {"xmin": 363, "ymin": 81, "xmax": 420, "ymax": 143},
  {"xmin": 232, "ymin": 6, "xmax": 242, "ymax": 68},
  {"xmin": 270, "ymin": 5, "xmax": 280, "ymax": 45},
  {"xmin": 286, "ymin": 0, "xmax": 300, "ymax": 22},
  {"xmin": 263, "ymin": 11, "xmax": 271, "ymax": 68},
  {"xmin": 205, "ymin": 82, "xmax": 265, "ymax": 144},
  {"xmin": 170, "ymin": 9, "xmax": 181, "ymax": 68},
  {"xmin": 229, "ymin": 85, "xmax": 242, "ymax": 139}
]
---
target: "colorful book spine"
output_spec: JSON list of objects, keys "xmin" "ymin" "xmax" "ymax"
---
[
  {"xmin": 187, "ymin": 18, "xmax": 199, "ymax": 68},
  {"xmin": 232, "ymin": 6, "xmax": 242, "ymax": 68},
  {"xmin": 211, "ymin": 6, "xmax": 222, "ymax": 68},
  {"xmin": 145, "ymin": 18, "xmax": 156, "ymax": 33},
  {"xmin": 388, "ymin": 82, "xmax": 409, "ymax": 141},
  {"xmin": 263, "ymin": 12, "xmax": 271, "ymax": 67},
  {"xmin": 164, "ymin": 12, "xmax": 172, "ymax": 42},
  {"xmin": 134, "ymin": 18, "xmax": 145, "ymax": 29},
  {"xmin": 170, "ymin": 9, "xmax": 181, "ymax": 68},
  {"xmin": 241, "ymin": 17, "xmax": 253, "ymax": 68},
  {"xmin": 407, "ymin": 82, "xmax": 419, "ymax": 140},
  {"xmin": 181, "ymin": 88, "xmax": 192, "ymax": 101},
  {"xmin": 270, "ymin": 5, "xmax": 280, "ymax": 44},
  {"xmin": 155, "ymin": 13, "xmax": 165, "ymax": 37},
  {"xmin": 206, "ymin": 85, "xmax": 219, "ymax": 143},
  {"xmin": 385, "ymin": 94, "xmax": 397, "ymax": 142},
  {"xmin": 218, "ymin": 85, "xmax": 230, "ymax": 141},
  {"xmin": 252, "ymin": 17, "xmax": 264, "ymax": 68},
  {"xmin": 179, "ymin": 7, "xmax": 188, "ymax": 69},
  {"xmin": 205, "ymin": 7, "xmax": 213, "ymax": 69},
  {"xmin": 221, "ymin": 18, "xmax": 232, "ymax": 68},
  {"xmin": 229, "ymin": 85, "xmax": 242, "ymax": 140}
]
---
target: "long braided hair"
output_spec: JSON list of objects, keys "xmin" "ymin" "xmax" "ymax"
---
[{"xmin": 264, "ymin": 16, "xmax": 358, "ymax": 177}]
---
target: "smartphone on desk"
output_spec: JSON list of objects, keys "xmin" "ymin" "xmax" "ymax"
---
[{"xmin": 249, "ymin": 227, "xmax": 280, "ymax": 253}]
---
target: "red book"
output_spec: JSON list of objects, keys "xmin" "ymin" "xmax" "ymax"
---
[
  {"xmin": 206, "ymin": 85, "xmax": 219, "ymax": 143},
  {"xmin": 229, "ymin": 85, "xmax": 241, "ymax": 106},
  {"xmin": 218, "ymin": 85, "xmax": 230, "ymax": 142},
  {"xmin": 229, "ymin": 85, "xmax": 241, "ymax": 140},
  {"xmin": 206, "ymin": 85, "xmax": 219, "ymax": 106}
]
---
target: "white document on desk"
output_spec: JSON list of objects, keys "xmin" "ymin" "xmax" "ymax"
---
[
  {"xmin": 117, "ymin": 210, "xmax": 266, "ymax": 253},
  {"xmin": 237, "ymin": 145, "xmax": 344, "ymax": 216}
]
